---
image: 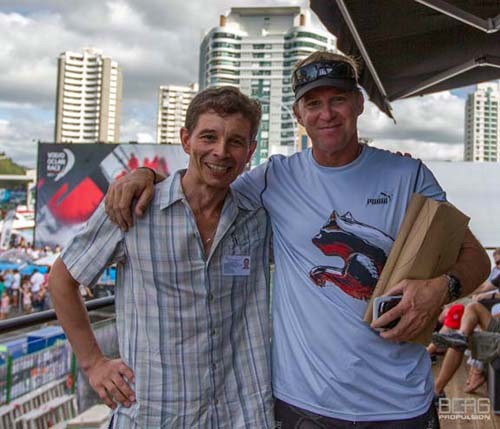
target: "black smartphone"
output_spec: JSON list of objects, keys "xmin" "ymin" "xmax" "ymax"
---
[{"xmin": 373, "ymin": 295, "xmax": 403, "ymax": 330}]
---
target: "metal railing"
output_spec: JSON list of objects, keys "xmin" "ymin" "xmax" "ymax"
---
[{"xmin": 0, "ymin": 297, "xmax": 115, "ymax": 334}]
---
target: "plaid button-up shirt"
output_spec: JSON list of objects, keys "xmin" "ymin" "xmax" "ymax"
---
[{"xmin": 61, "ymin": 170, "xmax": 274, "ymax": 428}]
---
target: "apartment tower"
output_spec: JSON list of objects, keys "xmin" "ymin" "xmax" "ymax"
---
[
  {"xmin": 464, "ymin": 81, "xmax": 499, "ymax": 162},
  {"xmin": 54, "ymin": 48, "xmax": 122, "ymax": 143},
  {"xmin": 199, "ymin": 7, "xmax": 335, "ymax": 165},
  {"xmin": 157, "ymin": 83, "xmax": 199, "ymax": 144}
]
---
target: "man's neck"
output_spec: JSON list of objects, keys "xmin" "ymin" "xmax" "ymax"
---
[
  {"xmin": 181, "ymin": 173, "xmax": 229, "ymax": 255},
  {"xmin": 312, "ymin": 140, "xmax": 362, "ymax": 168},
  {"xmin": 181, "ymin": 174, "xmax": 228, "ymax": 216}
]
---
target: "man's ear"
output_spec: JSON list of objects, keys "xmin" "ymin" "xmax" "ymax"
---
[
  {"xmin": 180, "ymin": 128, "xmax": 190, "ymax": 155},
  {"xmin": 293, "ymin": 103, "xmax": 304, "ymax": 127},
  {"xmin": 356, "ymin": 92, "xmax": 364, "ymax": 116}
]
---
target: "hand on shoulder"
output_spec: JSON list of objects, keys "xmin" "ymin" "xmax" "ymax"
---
[{"xmin": 104, "ymin": 168, "xmax": 161, "ymax": 231}]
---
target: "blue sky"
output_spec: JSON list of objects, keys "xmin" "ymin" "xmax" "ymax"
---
[{"xmin": 0, "ymin": 0, "xmax": 481, "ymax": 168}]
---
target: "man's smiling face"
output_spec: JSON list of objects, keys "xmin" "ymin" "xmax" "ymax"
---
[
  {"xmin": 294, "ymin": 86, "xmax": 364, "ymax": 165},
  {"xmin": 181, "ymin": 111, "xmax": 256, "ymax": 190}
]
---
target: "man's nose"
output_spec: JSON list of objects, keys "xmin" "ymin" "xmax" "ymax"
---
[
  {"xmin": 319, "ymin": 105, "xmax": 336, "ymax": 121},
  {"xmin": 212, "ymin": 138, "xmax": 229, "ymax": 156}
]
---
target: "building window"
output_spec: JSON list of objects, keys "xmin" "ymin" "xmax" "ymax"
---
[{"xmin": 213, "ymin": 32, "xmax": 242, "ymax": 40}]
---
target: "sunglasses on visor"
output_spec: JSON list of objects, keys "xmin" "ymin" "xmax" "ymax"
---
[{"xmin": 292, "ymin": 61, "xmax": 357, "ymax": 93}]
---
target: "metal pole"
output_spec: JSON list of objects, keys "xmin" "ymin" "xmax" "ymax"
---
[
  {"xmin": 0, "ymin": 296, "xmax": 115, "ymax": 334},
  {"xmin": 5, "ymin": 355, "xmax": 12, "ymax": 404},
  {"xmin": 70, "ymin": 353, "xmax": 77, "ymax": 395}
]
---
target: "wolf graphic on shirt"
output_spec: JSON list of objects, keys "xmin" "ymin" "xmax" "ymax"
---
[{"xmin": 309, "ymin": 211, "xmax": 394, "ymax": 300}]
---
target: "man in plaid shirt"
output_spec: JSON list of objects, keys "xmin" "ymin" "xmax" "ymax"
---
[{"xmin": 49, "ymin": 87, "xmax": 274, "ymax": 428}]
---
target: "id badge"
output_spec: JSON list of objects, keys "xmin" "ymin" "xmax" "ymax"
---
[{"xmin": 222, "ymin": 255, "xmax": 251, "ymax": 276}]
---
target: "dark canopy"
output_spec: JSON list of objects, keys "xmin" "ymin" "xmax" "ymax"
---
[{"xmin": 310, "ymin": 0, "xmax": 500, "ymax": 118}]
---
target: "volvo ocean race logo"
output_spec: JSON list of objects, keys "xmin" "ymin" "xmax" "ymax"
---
[{"xmin": 46, "ymin": 149, "xmax": 75, "ymax": 181}]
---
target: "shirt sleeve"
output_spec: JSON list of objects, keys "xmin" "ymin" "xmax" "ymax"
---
[
  {"xmin": 490, "ymin": 268, "xmax": 500, "ymax": 287},
  {"xmin": 414, "ymin": 161, "xmax": 447, "ymax": 202},
  {"xmin": 231, "ymin": 159, "xmax": 272, "ymax": 209},
  {"xmin": 60, "ymin": 201, "xmax": 125, "ymax": 286}
]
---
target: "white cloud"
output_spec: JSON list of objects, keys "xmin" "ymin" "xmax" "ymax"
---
[
  {"xmin": 369, "ymin": 139, "xmax": 463, "ymax": 161},
  {"xmin": 359, "ymin": 91, "xmax": 465, "ymax": 160},
  {"xmin": 0, "ymin": 115, "xmax": 49, "ymax": 168},
  {"xmin": 0, "ymin": 0, "xmax": 472, "ymax": 166},
  {"xmin": 120, "ymin": 117, "xmax": 155, "ymax": 144}
]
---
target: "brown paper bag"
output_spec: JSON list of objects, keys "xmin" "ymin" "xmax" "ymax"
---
[{"xmin": 364, "ymin": 193, "xmax": 470, "ymax": 345}]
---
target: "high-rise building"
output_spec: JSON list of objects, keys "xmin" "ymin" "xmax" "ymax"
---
[
  {"xmin": 199, "ymin": 7, "xmax": 335, "ymax": 165},
  {"xmin": 464, "ymin": 81, "xmax": 499, "ymax": 162},
  {"xmin": 157, "ymin": 83, "xmax": 199, "ymax": 144},
  {"xmin": 54, "ymin": 48, "xmax": 123, "ymax": 143}
]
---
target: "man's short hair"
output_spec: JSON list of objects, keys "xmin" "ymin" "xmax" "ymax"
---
[
  {"xmin": 494, "ymin": 247, "xmax": 500, "ymax": 258},
  {"xmin": 185, "ymin": 86, "xmax": 261, "ymax": 141}
]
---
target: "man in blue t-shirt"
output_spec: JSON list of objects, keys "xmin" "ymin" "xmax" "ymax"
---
[
  {"xmin": 104, "ymin": 52, "xmax": 490, "ymax": 428},
  {"xmin": 471, "ymin": 248, "xmax": 500, "ymax": 301}
]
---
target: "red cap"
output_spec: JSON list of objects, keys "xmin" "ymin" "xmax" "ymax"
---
[{"xmin": 443, "ymin": 304, "xmax": 465, "ymax": 330}]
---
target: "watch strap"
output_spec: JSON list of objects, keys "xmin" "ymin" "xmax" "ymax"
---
[{"xmin": 443, "ymin": 273, "xmax": 461, "ymax": 303}]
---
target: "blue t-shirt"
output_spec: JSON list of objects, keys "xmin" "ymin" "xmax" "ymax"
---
[{"xmin": 233, "ymin": 145, "xmax": 446, "ymax": 421}]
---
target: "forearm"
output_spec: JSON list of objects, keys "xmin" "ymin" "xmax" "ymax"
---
[
  {"xmin": 49, "ymin": 259, "xmax": 104, "ymax": 372},
  {"xmin": 471, "ymin": 281, "xmax": 495, "ymax": 295},
  {"xmin": 448, "ymin": 228, "xmax": 490, "ymax": 297},
  {"xmin": 476, "ymin": 290, "xmax": 498, "ymax": 300}
]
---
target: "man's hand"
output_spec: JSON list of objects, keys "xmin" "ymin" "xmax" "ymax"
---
[
  {"xmin": 104, "ymin": 168, "xmax": 157, "ymax": 231},
  {"xmin": 85, "ymin": 356, "xmax": 136, "ymax": 409},
  {"xmin": 370, "ymin": 276, "xmax": 448, "ymax": 342}
]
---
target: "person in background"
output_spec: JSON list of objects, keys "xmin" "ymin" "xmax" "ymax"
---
[
  {"xmin": 22, "ymin": 282, "xmax": 32, "ymax": 314},
  {"xmin": 79, "ymin": 284, "xmax": 94, "ymax": 301},
  {"xmin": 427, "ymin": 304, "xmax": 465, "ymax": 360},
  {"xmin": 3, "ymin": 269, "xmax": 13, "ymax": 294},
  {"xmin": 10, "ymin": 269, "xmax": 21, "ymax": 311},
  {"xmin": 0, "ymin": 275, "xmax": 5, "ymax": 300},
  {"xmin": 471, "ymin": 248, "xmax": 500, "ymax": 301},
  {"xmin": 30, "ymin": 269, "xmax": 45, "ymax": 311},
  {"xmin": 0, "ymin": 291, "xmax": 10, "ymax": 320},
  {"xmin": 432, "ymin": 301, "xmax": 500, "ymax": 397}
]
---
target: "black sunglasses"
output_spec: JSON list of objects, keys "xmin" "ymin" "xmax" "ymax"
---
[{"xmin": 292, "ymin": 61, "xmax": 357, "ymax": 93}]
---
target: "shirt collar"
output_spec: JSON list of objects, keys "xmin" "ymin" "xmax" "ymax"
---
[
  {"xmin": 158, "ymin": 169, "xmax": 186, "ymax": 210},
  {"xmin": 158, "ymin": 169, "xmax": 244, "ymax": 214}
]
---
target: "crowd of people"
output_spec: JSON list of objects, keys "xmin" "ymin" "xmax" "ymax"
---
[
  {"xmin": 0, "ymin": 244, "xmax": 61, "ymax": 318},
  {"xmin": 428, "ymin": 247, "xmax": 500, "ymax": 402}
]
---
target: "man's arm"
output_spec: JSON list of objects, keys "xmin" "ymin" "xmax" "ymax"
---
[
  {"xmin": 104, "ymin": 159, "xmax": 271, "ymax": 229},
  {"xmin": 105, "ymin": 168, "xmax": 165, "ymax": 231},
  {"xmin": 473, "ymin": 289, "xmax": 498, "ymax": 301},
  {"xmin": 471, "ymin": 279, "xmax": 496, "ymax": 296},
  {"xmin": 372, "ymin": 228, "xmax": 490, "ymax": 342},
  {"xmin": 49, "ymin": 258, "xmax": 135, "ymax": 409}
]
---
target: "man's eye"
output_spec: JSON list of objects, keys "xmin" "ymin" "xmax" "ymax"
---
[
  {"xmin": 331, "ymin": 97, "xmax": 346, "ymax": 103},
  {"xmin": 201, "ymin": 135, "xmax": 216, "ymax": 141},
  {"xmin": 306, "ymin": 100, "xmax": 321, "ymax": 109},
  {"xmin": 230, "ymin": 140, "xmax": 246, "ymax": 147}
]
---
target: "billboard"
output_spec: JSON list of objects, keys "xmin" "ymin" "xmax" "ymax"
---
[{"xmin": 36, "ymin": 143, "xmax": 188, "ymax": 248}]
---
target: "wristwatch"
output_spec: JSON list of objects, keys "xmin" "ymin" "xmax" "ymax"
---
[{"xmin": 443, "ymin": 273, "xmax": 461, "ymax": 303}]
